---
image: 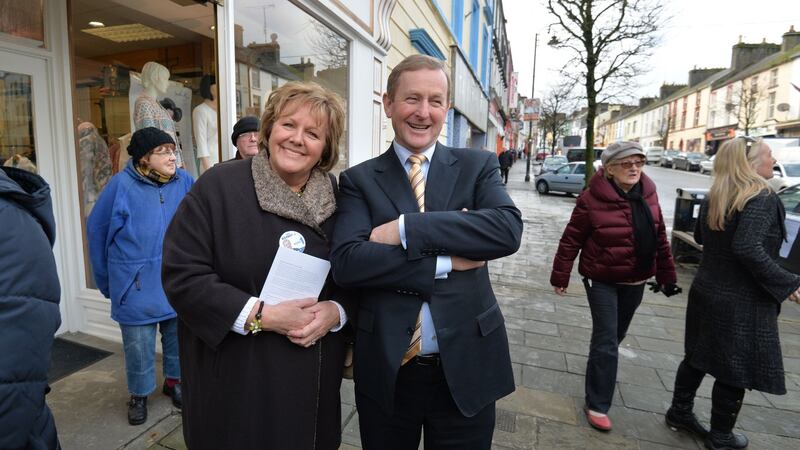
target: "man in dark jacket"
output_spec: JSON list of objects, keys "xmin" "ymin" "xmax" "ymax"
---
[
  {"xmin": 0, "ymin": 166, "xmax": 61, "ymax": 449},
  {"xmin": 498, "ymin": 150, "xmax": 513, "ymax": 184}
]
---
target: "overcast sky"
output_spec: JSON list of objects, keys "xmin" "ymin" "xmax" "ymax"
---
[{"xmin": 505, "ymin": 0, "xmax": 799, "ymax": 102}]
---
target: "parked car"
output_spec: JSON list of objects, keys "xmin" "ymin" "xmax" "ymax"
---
[
  {"xmin": 768, "ymin": 160, "xmax": 800, "ymax": 192},
  {"xmin": 673, "ymin": 152, "xmax": 707, "ymax": 171},
  {"xmin": 699, "ymin": 155, "xmax": 715, "ymax": 174},
  {"xmin": 535, "ymin": 161, "xmax": 586, "ymax": 195},
  {"xmin": 565, "ymin": 147, "xmax": 605, "ymax": 164},
  {"xmin": 644, "ymin": 146, "xmax": 664, "ymax": 165},
  {"xmin": 777, "ymin": 183, "xmax": 800, "ymax": 273},
  {"xmin": 541, "ymin": 155, "xmax": 568, "ymax": 173},
  {"xmin": 659, "ymin": 149, "xmax": 682, "ymax": 168}
]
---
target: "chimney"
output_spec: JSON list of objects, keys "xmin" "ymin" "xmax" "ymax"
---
[
  {"xmin": 783, "ymin": 25, "xmax": 800, "ymax": 52},
  {"xmin": 639, "ymin": 97, "xmax": 656, "ymax": 108},
  {"xmin": 731, "ymin": 41, "xmax": 780, "ymax": 71},
  {"xmin": 660, "ymin": 84, "xmax": 686, "ymax": 100},
  {"xmin": 688, "ymin": 68, "xmax": 725, "ymax": 88},
  {"xmin": 234, "ymin": 24, "xmax": 243, "ymax": 48}
]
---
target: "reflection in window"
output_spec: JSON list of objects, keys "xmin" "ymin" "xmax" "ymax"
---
[
  {"xmin": 0, "ymin": 0, "xmax": 45, "ymax": 48},
  {"xmin": 69, "ymin": 0, "xmax": 216, "ymax": 287},
  {"xmin": 0, "ymin": 71, "xmax": 37, "ymax": 173},
  {"xmin": 234, "ymin": 0, "xmax": 349, "ymax": 173}
]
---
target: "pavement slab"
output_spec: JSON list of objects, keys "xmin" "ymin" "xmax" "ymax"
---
[{"xmin": 48, "ymin": 161, "xmax": 800, "ymax": 449}]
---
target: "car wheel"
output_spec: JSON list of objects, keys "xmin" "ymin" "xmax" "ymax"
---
[{"xmin": 536, "ymin": 180, "xmax": 549, "ymax": 194}]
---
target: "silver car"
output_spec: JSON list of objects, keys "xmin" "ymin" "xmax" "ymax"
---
[{"xmin": 535, "ymin": 162, "xmax": 586, "ymax": 195}]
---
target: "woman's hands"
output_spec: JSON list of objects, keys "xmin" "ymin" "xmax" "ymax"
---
[
  {"xmin": 553, "ymin": 286, "xmax": 567, "ymax": 295},
  {"xmin": 286, "ymin": 301, "xmax": 341, "ymax": 348},
  {"xmin": 256, "ymin": 298, "xmax": 341, "ymax": 348}
]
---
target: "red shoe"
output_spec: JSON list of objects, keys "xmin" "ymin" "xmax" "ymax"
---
[{"xmin": 585, "ymin": 408, "xmax": 612, "ymax": 431}]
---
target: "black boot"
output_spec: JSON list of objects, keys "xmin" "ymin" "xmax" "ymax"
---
[
  {"xmin": 705, "ymin": 384, "xmax": 748, "ymax": 450},
  {"xmin": 666, "ymin": 390, "xmax": 709, "ymax": 438},
  {"xmin": 127, "ymin": 395, "xmax": 148, "ymax": 425}
]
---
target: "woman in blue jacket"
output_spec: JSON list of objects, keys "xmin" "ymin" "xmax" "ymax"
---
[{"xmin": 88, "ymin": 127, "xmax": 193, "ymax": 426}]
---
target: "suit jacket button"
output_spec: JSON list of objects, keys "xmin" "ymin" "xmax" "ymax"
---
[{"xmin": 406, "ymin": 327, "xmax": 414, "ymax": 335}]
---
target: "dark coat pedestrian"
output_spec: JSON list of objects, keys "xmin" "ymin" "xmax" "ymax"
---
[
  {"xmin": 0, "ymin": 166, "xmax": 61, "ymax": 450},
  {"xmin": 498, "ymin": 150, "xmax": 513, "ymax": 184},
  {"xmin": 666, "ymin": 137, "xmax": 800, "ymax": 449},
  {"xmin": 687, "ymin": 192, "xmax": 796, "ymax": 393}
]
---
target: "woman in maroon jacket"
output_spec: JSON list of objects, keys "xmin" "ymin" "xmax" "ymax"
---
[{"xmin": 551, "ymin": 141, "xmax": 678, "ymax": 431}]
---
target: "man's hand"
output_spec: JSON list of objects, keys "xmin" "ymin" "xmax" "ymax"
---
[
  {"xmin": 553, "ymin": 286, "xmax": 567, "ymax": 296},
  {"xmin": 452, "ymin": 256, "xmax": 485, "ymax": 271},
  {"xmin": 369, "ymin": 219, "xmax": 401, "ymax": 245}
]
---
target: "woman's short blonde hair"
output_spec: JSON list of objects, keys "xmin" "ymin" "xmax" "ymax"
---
[
  {"xmin": 707, "ymin": 137, "xmax": 769, "ymax": 230},
  {"xmin": 259, "ymin": 81, "xmax": 346, "ymax": 172}
]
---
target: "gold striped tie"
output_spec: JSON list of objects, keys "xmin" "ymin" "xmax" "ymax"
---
[{"xmin": 402, "ymin": 153, "xmax": 426, "ymax": 365}]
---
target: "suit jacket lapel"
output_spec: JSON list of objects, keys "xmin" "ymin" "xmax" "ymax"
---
[
  {"xmin": 425, "ymin": 143, "xmax": 459, "ymax": 212},
  {"xmin": 374, "ymin": 146, "xmax": 419, "ymax": 214}
]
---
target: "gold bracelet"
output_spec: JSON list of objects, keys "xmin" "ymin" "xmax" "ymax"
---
[{"xmin": 248, "ymin": 301, "xmax": 265, "ymax": 334}]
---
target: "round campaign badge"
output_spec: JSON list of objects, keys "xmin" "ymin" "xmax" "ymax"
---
[{"xmin": 279, "ymin": 231, "xmax": 306, "ymax": 253}]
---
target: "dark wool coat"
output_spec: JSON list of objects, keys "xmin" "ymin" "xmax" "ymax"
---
[
  {"xmin": 162, "ymin": 152, "xmax": 353, "ymax": 450},
  {"xmin": 551, "ymin": 170, "xmax": 676, "ymax": 288},
  {"xmin": 686, "ymin": 191, "xmax": 799, "ymax": 394},
  {"xmin": 0, "ymin": 167, "xmax": 61, "ymax": 450}
]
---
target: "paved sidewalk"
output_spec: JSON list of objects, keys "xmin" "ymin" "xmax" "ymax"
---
[{"xmin": 52, "ymin": 159, "xmax": 800, "ymax": 449}]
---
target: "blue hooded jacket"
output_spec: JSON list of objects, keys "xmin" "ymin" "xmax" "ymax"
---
[
  {"xmin": 87, "ymin": 160, "xmax": 193, "ymax": 325},
  {"xmin": 0, "ymin": 166, "xmax": 61, "ymax": 449}
]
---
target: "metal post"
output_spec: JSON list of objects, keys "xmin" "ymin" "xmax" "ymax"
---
[{"xmin": 525, "ymin": 33, "xmax": 538, "ymax": 182}]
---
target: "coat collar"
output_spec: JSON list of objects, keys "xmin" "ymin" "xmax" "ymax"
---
[
  {"xmin": 251, "ymin": 150, "xmax": 336, "ymax": 238},
  {"xmin": 372, "ymin": 142, "xmax": 459, "ymax": 213}
]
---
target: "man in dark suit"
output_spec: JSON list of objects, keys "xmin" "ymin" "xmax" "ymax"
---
[{"xmin": 330, "ymin": 55, "xmax": 523, "ymax": 449}]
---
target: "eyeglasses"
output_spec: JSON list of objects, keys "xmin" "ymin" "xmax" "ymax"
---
[
  {"xmin": 151, "ymin": 148, "xmax": 177, "ymax": 157},
  {"xmin": 612, "ymin": 160, "xmax": 646, "ymax": 169},
  {"xmin": 238, "ymin": 132, "xmax": 259, "ymax": 141}
]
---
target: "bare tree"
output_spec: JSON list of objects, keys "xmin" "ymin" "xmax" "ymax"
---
[
  {"xmin": 732, "ymin": 82, "xmax": 764, "ymax": 136},
  {"xmin": 540, "ymin": 82, "xmax": 576, "ymax": 153},
  {"xmin": 308, "ymin": 22, "xmax": 348, "ymax": 69},
  {"xmin": 657, "ymin": 104, "xmax": 672, "ymax": 148},
  {"xmin": 546, "ymin": 0, "xmax": 665, "ymax": 185}
]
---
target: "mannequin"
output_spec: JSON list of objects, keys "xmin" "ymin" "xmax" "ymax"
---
[
  {"xmin": 133, "ymin": 61, "xmax": 184, "ymax": 168},
  {"xmin": 192, "ymin": 75, "xmax": 219, "ymax": 174}
]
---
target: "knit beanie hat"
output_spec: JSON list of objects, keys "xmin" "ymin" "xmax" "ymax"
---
[
  {"xmin": 128, "ymin": 127, "xmax": 175, "ymax": 163},
  {"xmin": 231, "ymin": 116, "xmax": 260, "ymax": 145}
]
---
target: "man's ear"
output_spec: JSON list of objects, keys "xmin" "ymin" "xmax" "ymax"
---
[{"xmin": 382, "ymin": 92, "xmax": 393, "ymax": 118}]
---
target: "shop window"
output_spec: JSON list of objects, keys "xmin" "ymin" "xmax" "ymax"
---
[
  {"xmin": 234, "ymin": 0, "xmax": 350, "ymax": 174},
  {"xmin": 0, "ymin": 0, "xmax": 45, "ymax": 48},
  {"xmin": 69, "ymin": 0, "xmax": 217, "ymax": 288},
  {"xmin": 0, "ymin": 72, "xmax": 37, "ymax": 172}
]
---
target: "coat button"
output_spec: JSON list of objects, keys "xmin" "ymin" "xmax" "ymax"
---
[{"xmin": 406, "ymin": 327, "xmax": 414, "ymax": 335}]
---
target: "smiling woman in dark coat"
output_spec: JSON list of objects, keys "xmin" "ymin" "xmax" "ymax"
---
[
  {"xmin": 162, "ymin": 81, "xmax": 352, "ymax": 450},
  {"xmin": 666, "ymin": 137, "xmax": 800, "ymax": 450}
]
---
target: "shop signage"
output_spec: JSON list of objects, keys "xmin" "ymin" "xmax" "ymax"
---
[{"xmin": 450, "ymin": 45, "xmax": 488, "ymax": 132}]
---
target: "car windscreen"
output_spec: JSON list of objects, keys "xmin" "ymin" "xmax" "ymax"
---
[{"xmin": 784, "ymin": 163, "xmax": 800, "ymax": 177}]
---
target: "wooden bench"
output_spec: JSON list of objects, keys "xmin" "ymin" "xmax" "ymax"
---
[{"xmin": 671, "ymin": 229, "xmax": 703, "ymax": 263}]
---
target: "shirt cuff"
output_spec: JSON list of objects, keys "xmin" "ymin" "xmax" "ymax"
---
[
  {"xmin": 399, "ymin": 214, "xmax": 407, "ymax": 249},
  {"xmin": 329, "ymin": 301, "xmax": 348, "ymax": 332},
  {"xmin": 435, "ymin": 256, "xmax": 451, "ymax": 279},
  {"xmin": 232, "ymin": 297, "xmax": 260, "ymax": 335}
]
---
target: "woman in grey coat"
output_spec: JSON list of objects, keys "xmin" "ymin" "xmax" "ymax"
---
[{"xmin": 665, "ymin": 137, "xmax": 800, "ymax": 450}]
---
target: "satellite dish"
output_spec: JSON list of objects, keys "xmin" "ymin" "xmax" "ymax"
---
[
  {"xmin": 777, "ymin": 103, "xmax": 790, "ymax": 112},
  {"xmin": 725, "ymin": 103, "xmax": 735, "ymax": 112}
]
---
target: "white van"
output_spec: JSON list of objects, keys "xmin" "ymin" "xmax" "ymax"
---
[
  {"xmin": 769, "ymin": 146, "xmax": 800, "ymax": 191},
  {"xmin": 644, "ymin": 146, "xmax": 664, "ymax": 164}
]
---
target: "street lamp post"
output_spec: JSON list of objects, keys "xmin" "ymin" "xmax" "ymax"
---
[{"xmin": 524, "ymin": 33, "xmax": 538, "ymax": 182}]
